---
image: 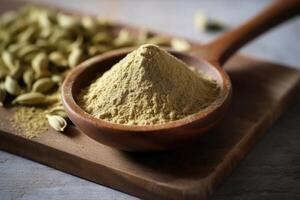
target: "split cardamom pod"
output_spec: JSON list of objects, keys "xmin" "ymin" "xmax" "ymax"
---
[
  {"xmin": 46, "ymin": 114, "xmax": 67, "ymax": 132},
  {"xmin": 48, "ymin": 105, "xmax": 68, "ymax": 118},
  {"xmin": 12, "ymin": 92, "xmax": 47, "ymax": 105},
  {"xmin": 4, "ymin": 76, "xmax": 22, "ymax": 96},
  {"xmin": 32, "ymin": 77, "xmax": 56, "ymax": 93}
]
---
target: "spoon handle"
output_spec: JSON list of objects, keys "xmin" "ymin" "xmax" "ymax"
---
[{"xmin": 199, "ymin": 0, "xmax": 300, "ymax": 66}]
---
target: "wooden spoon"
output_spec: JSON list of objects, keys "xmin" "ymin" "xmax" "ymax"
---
[{"xmin": 62, "ymin": 0, "xmax": 300, "ymax": 151}]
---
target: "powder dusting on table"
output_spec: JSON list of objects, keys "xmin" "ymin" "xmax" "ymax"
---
[
  {"xmin": 79, "ymin": 44, "xmax": 220, "ymax": 125},
  {"xmin": 10, "ymin": 106, "xmax": 49, "ymax": 138}
]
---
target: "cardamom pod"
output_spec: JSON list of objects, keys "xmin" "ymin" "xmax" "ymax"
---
[
  {"xmin": 137, "ymin": 30, "xmax": 149, "ymax": 45},
  {"xmin": 49, "ymin": 51, "xmax": 68, "ymax": 67},
  {"xmin": 147, "ymin": 36, "xmax": 170, "ymax": 46},
  {"xmin": 92, "ymin": 32, "xmax": 112, "ymax": 44},
  {"xmin": 23, "ymin": 68, "xmax": 35, "ymax": 89},
  {"xmin": 0, "ymin": 84, "xmax": 6, "ymax": 106},
  {"xmin": 4, "ymin": 76, "xmax": 21, "ymax": 96},
  {"xmin": 88, "ymin": 45, "xmax": 110, "ymax": 56},
  {"xmin": 17, "ymin": 45, "xmax": 39, "ymax": 57},
  {"xmin": 57, "ymin": 13, "xmax": 79, "ymax": 29},
  {"xmin": 12, "ymin": 92, "xmax": 47, "ymax": 105},
  {"xmin": 51, "ymin": 74, "xmax": 63, "ymax": 85},
  {"xmin": 2, "ymin": 51, "xmax": 16, "ymax": 71},
  {"xmin": 81, "ymin": 16, "xmax": 97, "ymax": 32},
  {"xmin": 32, "ymin": 52, "xmax": 50, "ymax": 78},
  {"xmin": 113, "ymin": 29, "xmax": 134, "ymax": 47},
  {"xmin": 0, "ymin": 62, "xmax": 9, "ymax": 80},
  {"xmin": 48, "ymin": 105, "xmax": 68, "ymax": 118},
  {"xmin": 32, "ymin": 77, "xmax": 56, "ymax": 93},
  {"xmin": 18, "ymin": 26, "xmax": 36, "ymax": 43},
  {"xmin": 10, "ymin": 61, "xmax": 22, "ymax": 80},
  {"xmin": 68, "ymin": 48, "xmax": 82, "ymax": 68},
  {"xmin": 170, "ymin": 38, "xmax": 191, "ymax": 51},
  {"xmin": 46, "ymin": 114, "xmax": 67, "ymax": 132}
]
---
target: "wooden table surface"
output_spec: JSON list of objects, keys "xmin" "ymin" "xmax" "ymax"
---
[{"xmin": 1, "ymin": 0, "xmax": 300, "ymax": 199}]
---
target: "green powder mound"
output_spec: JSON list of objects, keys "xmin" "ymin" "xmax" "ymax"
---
[{"xmin": 79, "ymin": 44, "xmax": 219, "ymax": 125}]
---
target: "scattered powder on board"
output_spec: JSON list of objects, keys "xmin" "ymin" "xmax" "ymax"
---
[
  {"xmin": 79, "ymin": 44, "xmax": 220, "ymax": 125},
  {"xmin": 10, "ymin": 106, "xmax": 49, "ymax": 138}
]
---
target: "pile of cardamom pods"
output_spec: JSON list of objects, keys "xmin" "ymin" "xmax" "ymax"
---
[{"xmin": 0, "ymin": 5, "xmax": 190, "ymax": 132}]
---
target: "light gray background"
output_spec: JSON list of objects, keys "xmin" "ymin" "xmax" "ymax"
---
[{"xmin": 1, "ymin": 0, "xmax": 300, "ymax": 199}]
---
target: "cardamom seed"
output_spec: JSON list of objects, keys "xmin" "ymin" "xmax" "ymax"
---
[
  {"xmin": 4, "ymin": 76, "xmax": 21, "ymax": 96},
  {"xmin": 46, "ymin": 114, "xmax": 67, "ymax": 132},
  {"xmin": 12, "ymin": 92, "xmax": 47, "ymax": 105},
  {"xmin": 49, "ymin": 51, "xmax": 68, "ymax": 67},
  {"xmin": 32, "ymin": 77, "xmax": 56, "ymax": 93},
  {"xmin": 68, "ymin": 48, "xmax": 82, "ymax": 68}
]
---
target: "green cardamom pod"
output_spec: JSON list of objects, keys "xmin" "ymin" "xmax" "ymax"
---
[
  {"xmin": 23, "ymin": 68, "xmax": 35, "ymax": 89},
  {"xmin": 46, "ymin": 114, "xmax": 67, "ymax": 132},
  {"xmin": 57, "ymin": 13, "xmax": 79, "ymax": 29},
  {"xmin": 17, "ymin": 45, "xmax": 39, "ymax": 57},
  {"xmin": 147, "ymin": 36, "xmax": 170, "ymax": 46},
  {"xmin": 32, "ymin": 52, "xmax": 50, "ymax": 78},
  {"xmin": 0, "ymin": 62, "xmax": 9, "ymax": 80},
  {"xmin": 81, "ymin": 16, "xmax": 97, "ymax": 32},
  {"xmin": 18, "ymin": 26, "xmax": 36, "ymax": 43},
  {"xmin": 68, "ymin": 48, "xmax": 82, "ymax": 68},
  {"xmin": 113, "ymin": 29, "xmax": 134, "ymax": 47},
  {"xmin": 51, "ymin": 74, "xmax": 63, "ymax": 85},
  {"xmin": 49, "ymin": 51, "xmax": 68, "ymax": 67},
  {"xmin": 48, "ymin": 105, "xmax": 68, "ymax": 118},
  {"xmin": 92, "ymin": 32, "xmax": 112, "ymax": 44},
  {"xmin": 32, "ymin": 77, "xmax": 56, "ymax": 93},
  {"xmin": 4, "ymin": 76, "xmax": 21, "ymax": 96},
  {"xmin": 10, "ymin": 61, "xmax": 22, "ymax": 80},
  {"xmin": 12, "ymin": 92, "xmax": 47, "ymax": 105},
  {"xmin": 0, "ymin": 83, "xmax": 6, "ymax": 106},
  {"xmin": 2, "ymin": 51, "xmax": 16, "ymax": 71},
  {"xmin": 88, "ymin": 45, "xmax": 110, "ymax": 56},
  {"xmin": 170, "ymin": 38, "xmax": 191, "ymax": 52}
]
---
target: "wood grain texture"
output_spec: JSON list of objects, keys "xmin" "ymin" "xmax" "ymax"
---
[
  {"xmin": 1, "ymin": 1, "xmax": 300, "ymax": 200},
  {"xmin": 1, "ymin": 53, "xmax": 300, "ymax": 199}
]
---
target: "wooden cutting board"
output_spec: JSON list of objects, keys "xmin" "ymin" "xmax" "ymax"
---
[{"xmin": 1, "ymin": 2, "xmax": 300, "ymax": 200}]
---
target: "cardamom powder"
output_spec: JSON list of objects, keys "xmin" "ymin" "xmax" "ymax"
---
[
  {"xmin": 10, "ymin": 106, "xmax": 48, "ymax": 138},
  {"xmin": 79, "ymin": 44, "xmax": 219, "ymax": 125}
]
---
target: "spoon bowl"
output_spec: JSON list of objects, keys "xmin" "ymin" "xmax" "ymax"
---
[
  {"xmin": 61, "ymin": 0, "xmax": 300, "ymax": 151},
  {"xmin": 61, "ymin": 48, "xmax": 231, "ymax": 151}
]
